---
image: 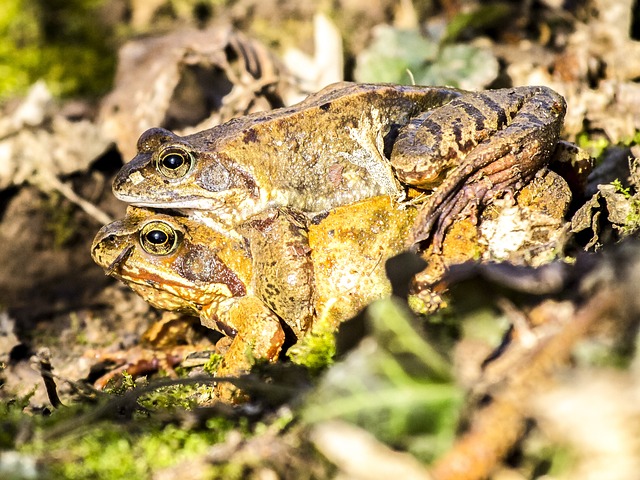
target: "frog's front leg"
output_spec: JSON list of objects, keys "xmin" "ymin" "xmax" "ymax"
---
[
  {"xmin": 391, "ymin": 86, "xmax": 566, "ymax": 250},
  {"xmin": 202, "ymin": 297, "xmax": 286, "ymax": 402},
  {"xmin": 238, "ymin": 206, "xmax": 315, "ymax": 338}
]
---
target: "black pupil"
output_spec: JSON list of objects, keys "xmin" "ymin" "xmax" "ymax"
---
[
  {"xmin": 162, "ymin": 153, "xmax": 184, "ymax": 169},
  {"xmin": 147, "ymin": 230, "xmax": 168, "ymax": 245}
]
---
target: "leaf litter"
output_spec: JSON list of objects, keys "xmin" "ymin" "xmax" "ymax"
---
[{"xmin": 1, "ymin": 1, "xmax": 640, "ymax": 479}]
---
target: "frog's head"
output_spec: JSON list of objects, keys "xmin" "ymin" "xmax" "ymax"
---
[
  {"xmin": 112, "ymin": 127, "xmax": 261, "ymax": 214},
  {"xmin": 91, "ymin": 207, "xmax": 250, "ymax": 317}
]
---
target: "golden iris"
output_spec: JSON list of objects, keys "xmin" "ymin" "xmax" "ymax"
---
[
  {"xmin": 139, "ymin": 221, "xmax": 179, "ymax": 255},
  {"xmin": 156, "ymin": 146, "xmax": 192, "ymax": 179}
]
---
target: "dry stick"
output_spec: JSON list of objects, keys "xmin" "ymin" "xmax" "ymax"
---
[
  {"xmin": 44, "ymin": 173, "xmax": 113, "ymax": 225},
  {"xmin": 35, "ymin": 350, "xmax": 64, "ymax": 409},
  {"xmin": 430, "ymin": 288, "xmax": 622, "ymax": 480}
]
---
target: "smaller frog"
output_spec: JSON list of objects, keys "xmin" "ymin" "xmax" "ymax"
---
[
  {"xmin": 91, "ymin": 207, "xmax": 309, "ymax": 399},
  {"xmin": 92, "ymin": 196, "xmax": 415, "ymax": 400},
  {"xmin": 112, "ymin": 82, "xmax": 566, "ymax": 249}
]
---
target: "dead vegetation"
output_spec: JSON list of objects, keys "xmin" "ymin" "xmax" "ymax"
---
[{"xmin": 2, "ymin": 0, "xmax": 640, "ymax": 478}]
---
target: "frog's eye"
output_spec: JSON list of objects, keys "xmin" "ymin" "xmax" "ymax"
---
[
  {"xmin": 139, "ymin": 221, "xmax": 180, "ymax": 255},
  {"xmin": 156, "ymin": 146, "xmax": 193, "ymax": 179}
]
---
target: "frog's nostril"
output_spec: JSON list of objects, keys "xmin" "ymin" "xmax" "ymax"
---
[{"xmin": 112, "ymin": 171, "xmax": 125, "ymax": 190}]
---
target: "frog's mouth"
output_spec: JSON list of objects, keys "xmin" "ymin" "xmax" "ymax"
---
[
  {"xmin": 111, "ymin": 193, "xmax": 205, "ymax": 209},
  {"xmin": 113, "ymin": 191, "xmax": 242, "ymax": 212}
]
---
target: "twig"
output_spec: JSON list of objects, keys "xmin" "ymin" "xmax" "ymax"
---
[{"xmin": 45, "ymin": 173, "xmax": 113, "ymax": 225}]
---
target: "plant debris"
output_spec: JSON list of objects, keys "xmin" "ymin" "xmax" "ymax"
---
[{"xmin": 1, "ymin": 1, "xmax": 640, "ymax": 479}]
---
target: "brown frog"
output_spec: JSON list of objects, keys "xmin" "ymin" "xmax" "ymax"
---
[
  {"xmin": 91, "ymin": 196, "xmax": 415, "ymax": 399},
  {"xmin": 112, "ymin": 82, "xmax": 566, "ymax": 249}
]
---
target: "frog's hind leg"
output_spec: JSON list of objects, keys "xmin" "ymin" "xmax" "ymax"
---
[
  {"xmin": 409, "ymin": 142, "xmax": 515, "ymax": 249},
  {"xmin": 423, "ymin": 162, "xmax": 544, "ymax": 250},
  {"xmin": 409, "ymin": 94, "xmax": 564, "ymax": 251}
]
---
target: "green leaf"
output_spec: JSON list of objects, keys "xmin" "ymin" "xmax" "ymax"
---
[
  {"xmin": 354, "ymin": 25, "xmax": 498, "ymax": 89},
  {"xmin": 443, "ymin": 3, "xmax": 514, "ymax": 43},
  {"xmin": 417, "ymin": 44, "xmax": 498, "ymax": 89},
  {"xmin": 302, "ymin": 298, "xmax": 463, "ymax": 461},
  {"xmin": 354, "ymin": 26, "xmax": 438, "ymax": 84}
]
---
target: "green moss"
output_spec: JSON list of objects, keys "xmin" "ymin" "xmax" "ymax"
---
[
  {"xmin": 612, "ymin": 178, "xmax": 632, "ymax": 198},
  {"xmin": 138, "ymin": 383, "xmax": 216, "ymax": 411},
  {"xmin": 0, "ymin": 0, "xmax": 117, "ymax": 101},
  {"xmin": 287, "ymin": 322, "xmax": 336, "ymax": 371},
  {"xmin": 609, "ymin": 177, "xmax": 640, "ymax": 235},
  {"xmin": 576, "ymin": 132, "xmax": 611, "ymax": 160},
  {"xmin": 102, "ymin": 370, "xmax": 137, "ymax": 395},
  {"xmin": 623, "ymin": 198, "xmax": 640, "ymax": 234},
  {"xmin": 202, "ymin": 352, "xmax": 224, "ymax": 375},
  {"xmin": 40, "ymin": 422, "xmax": 222, "ymax": 479},
  {"xmin": 102, "ymin": 372, "xmax": 219, "ymax": 411},
  {"xmin": 1, "ymin": 386, "xmax": 245, "ymax": 479},
  {"xmin": 0, "ymin": 379, "xmax": 296, "ymax": 479},
  {"xmin": 0, "ymin": 390, "xmax": 37, "ymax": 449}
]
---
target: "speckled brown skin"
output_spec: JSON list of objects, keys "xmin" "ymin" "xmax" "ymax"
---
[
  {"xmin": 236, "ymin": 207, "xmax": 314, "ymax": 338},
  {"xmin": 91, "ymin": 196, "xmax": 415, "ymax": 400},
  {"xmin": 112, "ymin": 82, "xmax": 463, "ymax": 225},
  {"xmin": 396, "ymin": 86, "xmax": 566, "ymax": 248},
  {"xmin": 91, "ymin": 207, "xmax": 287, "ymax": 399},
  {"xmin": 112, "ymin": 82, "xmax": 566, "ymax": 251}
]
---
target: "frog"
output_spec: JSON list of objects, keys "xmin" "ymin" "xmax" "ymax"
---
[
  {"xmin": 111, "ymin": 82, "xmax": 567, "ymax": 249},
  {"xmin": 91, "ymin": 206, "xmax": 290, "ymax": 401},
  {"xmin": 91, "ymin": 195, "xmax": 416, "ymax": 400}
]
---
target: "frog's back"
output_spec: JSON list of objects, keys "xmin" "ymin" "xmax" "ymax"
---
[
  {"xmin": 186, "ymin": 83, "xmax": 464, "ymax": 148},
  {"xmin": 181, "ymin": 82, "xmax": 466, "ymax": 214}
]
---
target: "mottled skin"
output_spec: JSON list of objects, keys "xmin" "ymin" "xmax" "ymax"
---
[
  {"xmin": 91, "ymin": 207, "xmax": 284, "ymax": 401},
  {"xmin": 395, "ymin": 85, "xmax": 566, "ymax": 246},
  {"xmin": 112, "ymin": 82, "xmax": 566, "ymax": 249},
  {"xmin": 92, "ymin": 196, "xmax": 415, "ymax": 399},
  {"xmin": 112, "ymin": 83, "xmax": 455, "ymax": 223}
]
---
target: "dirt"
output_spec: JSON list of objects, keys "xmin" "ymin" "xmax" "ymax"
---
[{"xmin": 2, "ymin": 1, "xmax": 640, "ymax": 478}]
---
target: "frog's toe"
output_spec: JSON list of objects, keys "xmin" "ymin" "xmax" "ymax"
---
[
  {"xmin": 410, "ymin": 179, "xmax": 487, "ymax": 251},
  {"xmin": 433, "ymin": 195, "xmax": 482, "ymax": 252},
  {"xmin": 408, "ymin": 205, "xmax": 438, "ymax": 249}
]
